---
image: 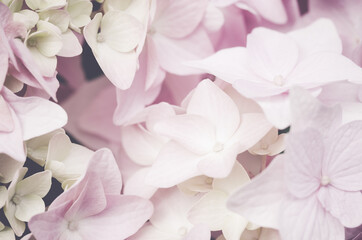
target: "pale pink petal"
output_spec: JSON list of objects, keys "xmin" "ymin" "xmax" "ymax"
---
[
  {"xmin": 121, "ymin": 125, "xmax": 162, "ymax": 166},
  {"xmin": 128, "ymin": 222, "xmax": 176, "ymax": 240},
  {"xmin": 212, "ymin": 162, "xmax": 250, "ymax": 194},
  {"xmin": 186, "ymin": 47, "xmax": 249, "ymax": 84},
  {"xmin": 152, "ymin": 28, "xmax": 214, "ymax": 75},
  {"xmin": 288, "ymin": 18, "xmax": 342, "ymax": 57},
  {"xmin": 4, "ymin": 89, "xmax": 67, "ymax": 141},
  {"xmin": 247, "ymin": 27, "xmax": 299, "ymax": 82},
  {"xmin": 28, "ymin": 201, "xmax": 72, "ymax": 240},
  {"xmin": 150, "ymin": 188, "xmax": 199, "ymax": 232},
  {"xmin": 57, "ymin": 29, "xmax": 82, "ymax": 57},
  {"xmin": 0, "ymin": 106, "xmax": 26, "ymax": 162},
  {"xmin": 153, "ymin": 114, "xmax": 215, "ymax": 155},
  {"xmin": 187, "ymin": 79, "xmax": 240, "ymax": 143},
  {"xmin": 0, "ymin": 95, "xmax": 14, "ymax": 132},
  {"xmin": 325, "ymin": 121, "xmax": 362, "ymax": 191},
  {"xmin": 290, "ymin": 52, "xmax": 362, "ymax": 88},
  {"xmin": 185, "ymin": 224, "xmax": 211, "ymax": 240},
  {"xmin": 285, "ymin": 129, "xmax": 324, "ymax": 198},
  {"xmin": 232, "ymin": 75, "xmax": 288, "ymax": 99},
  {"xmin": 0, "ymin": 48, "xmax": 8, "ymax": 89},
  {"xmin": 247, "ymin": 0, "xmax": 287, "ymax": 24},
  {"xmin": 64, "ymin": 175, "xmax": 107, "ymax": 220},
  {"xmin": 318, "ymin": 186, "xmax": 362, "ymax": 228},
  {"xmin": 227, "ymin": 155, "xmax": 286, "ymax": 229},
  {"xmin": 96, "ymin": 44, "xmax": 138, "ymax": 90},
  {"xmin": 188, "ymin": 190, "xmax": 229, "ymax": 230},
  {"xmin": 122, "ymin": 167, "xmax": 157, "ymax": 199},
  {"xmin": 236, "ymin": 113, "xmax": 273, "ymax": 150},
  {"xmin": 254, "ymin": 94, "xmax": 291, "ymax": 129},
  {"xmin": 146, "ymin": 141, "xmax": 201, "ymax": 188},
  {"xmin": 79, "ymin": 195, "xmax": 153, "ymax": 240},
  {"xmin": 85, "ymin": 148, "xmax": 122, "ymax": 195},
  {"xmin": 152, "ymin": 0, "xmax": 208, "ymax": 39},
  {"xmin": 289, "ymin": 87, "xmax": 342, "ymax": 134},
  {"xmin": 10, "ymin": 39, "xmax": 58, "ymax": 99},
  {"xmin": 279, "ymin": 194, "xmax": 344, "ymax": 240},
  {"xmin": 197, "ymin": 143, "xmax": 241, "ymax": 178}
]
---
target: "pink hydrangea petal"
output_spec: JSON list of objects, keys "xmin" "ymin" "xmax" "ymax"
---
[
  {"xmin": 279, "ymin": 194, "xmax": 344, "ymax": 240},
  {"xmin": 318, "ymin": 186, "xmax": 362, "ymax": 228},
  {"xmin": 4, "ymin": 88, "xmax": 67, "ymax": 141},
  {"xmin": 146, "ymin": 141, "xmax": 201, "ymax": 188},
  {"xmin": 247, "ymin": 27, "xmax": 299, "ymax": 82},
  {"xmin": 153, "ymin": 114, "xmax": 216, "ymax": 155},
  {"xmin": 187, "ymin": 79, "xmax": 240, "ymax": 143},
  {"xmin": 325, "ymin": 121, "xmax": 362, "ymax": 191},
  {"xmin": 227, "ymin": 155, "xmax": 286, "ymax": 229},
  {"xmin": 285, "ymin": 129, "xmax": 324, "ymax": 199},
  {"xmin": 152, "ymin": 0, "xmax": 208, "ymax": 39},
  {"xmin": 152, "ymin": 28, "xmax": 214, "ymax": 75},
  {"xmin": 78, "ymin": 195, "xmax": 153, "ymax": 240}
]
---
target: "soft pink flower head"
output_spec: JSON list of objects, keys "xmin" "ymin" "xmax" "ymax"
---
[
  {"xmin": 29, "ymin": 148, "xmax": 153, "ymax": 240},
  {"xmin": 227, "ymin": 90, "xmax": 362, "ymax": 239},
  {"xmin": 189, "ymin": 18, "xmax": 362, "ymax": 128}
]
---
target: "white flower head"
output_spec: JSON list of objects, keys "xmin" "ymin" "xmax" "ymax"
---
[{"xmin": 4, "ymin": 168, "xmax": 52, "ymax": 236}]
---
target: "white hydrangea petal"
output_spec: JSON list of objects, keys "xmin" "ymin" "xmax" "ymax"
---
[
  {"xmin": 33, "ymin": 21, "xmax": 63, "ymax": 57},
  {"xmin": 16, "ymin": 170, "xmax": 52, "ymax": 198},
  {"xmin": 15, "ymin": 194, "xmax": 45, "ymax": 222},
  {"xmin": 101, "ymin": 11, "xmax": 143, "ymax": 52},
  {"xmin": 67, "ymin": 0, "xmax": 93, "ymax": 30},
  {"xmin": 57, "ymin": 29, "xmax": 82, "ymax": 57},
  {"xmin": 39, "ymin": 9, "xmax": 70, "ymax": 33},
  {"xmin": 0, "ymin": 186, "xmax": 8, "ymax": 208},
  {"xmin": 0, "ymin": 226, "xmax": 15, "ymax": 240},
  {"xmin": 13, "ymin": 10, "xmax": 39, "ymax": 30},
  {"xmin": 4, "ymin": 201, "xmax": 25, "ymax": 237}
]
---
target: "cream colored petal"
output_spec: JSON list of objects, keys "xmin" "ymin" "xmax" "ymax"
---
[
  {"xmin": 34, "ymin": 21, "xmax": 63, "ymax": 57},
  {"xmin": 0, "ymin": 155, "xmax": 23, "ymax": 184},
  {"xmin": 67, "ymin": 0, "xmax": 92, "ymax": 29},
  {"xmin": 13, "ymin": 10, "xmax": 39, "ymax": 30},
  {"xmin": 16, "ymin": 170, "xmax": 52, "ymax": 198},
  {"xmin": 39, "ymin": 9, "xmax": 70, "ymax": 33},
  {"xmin": 0, "ymin": 186, "xmax": 8, "ymax": 208},
  {"xmin": 100, "ymin": 11, "xmax": 143, "ymax": 52},
  {"xmin": 0, "ymin": 226, "xmax": 16, "ymax": 240},
  {"xmin": 4, "ymin": 202, "xmax": 25, "ymax": 237},
  {"xmin": 26, "ymin": 129, "xmax": 65, "ymax": 166},
  {"xmin": 14, "ymin": 194, "xmax": 45, "ymax": 222}
]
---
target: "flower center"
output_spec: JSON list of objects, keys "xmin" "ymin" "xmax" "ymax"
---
[
  {"xmin": 12, "ymin": 195, "xmax": 21, "ymax": 205},
  {"xmin": 178, "ymin": 226, "xmax": 187, "ymax": 236},
  {"xmin": 213, "ymin": 142, "xmax": 224, "ymax": 152},
  {"xmin": 260, "ymin": 141, "xmax": 269, "ymax": 150},
  {"xmin": 97, "ymin": 33, "xmax": 105, "ymax": 43},
  {"xmin": 273, "ymin": 75, "xmax": 285, "ymax": 86},
  {"xmin": 68, "ymin": 221, "xmax": 79, "ymax": 231},
  {"xmin": 205, "ymin": 177, "xmax": 213, "ymax": 185},
  {"xmin": 27, "ymin": 38, "xmax": 37, "ymax": 47},
  {"xmin": 320, "ymin": 175, "xmax": 330, "ymax": 186}
]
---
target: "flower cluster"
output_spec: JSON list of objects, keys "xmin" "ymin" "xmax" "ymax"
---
[{"xmin": 0, "ymin": 0, "xmax": 361, "ymax": 239}]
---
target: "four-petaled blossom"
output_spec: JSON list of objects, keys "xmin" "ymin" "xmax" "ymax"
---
[
  {"xmin": 146, "ymin": 79, "xmax": 271, "ymax": 187},
  {"xmin": 189, "ymin": 18, "xmax": 362, "ymax": 128},
  {"xmin": 227, "ymin": 91, "xmax": 362, "ymax": 240},
  {"xmin": 28, "ymin": 149, "xmax": 154, "ymax": 240}
]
